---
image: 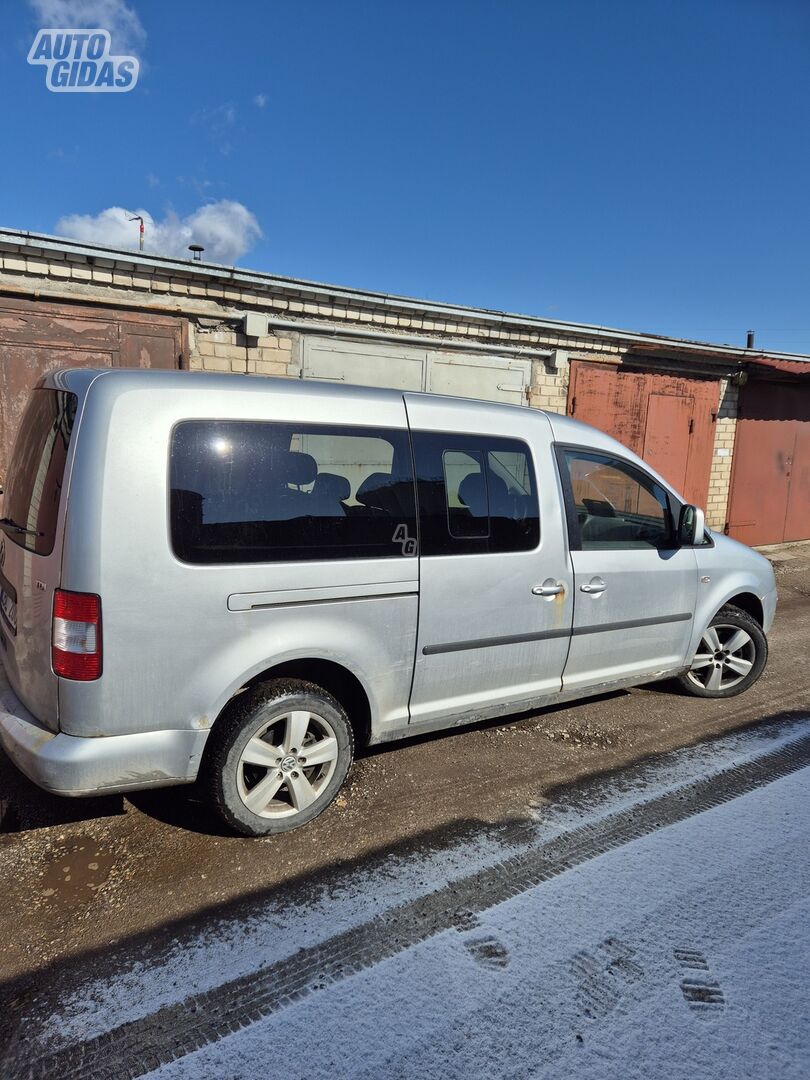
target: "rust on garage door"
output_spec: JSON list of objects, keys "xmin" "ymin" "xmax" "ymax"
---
[
  {"xmin": 0, "ymin": 296, "xmax": 185, "ymax": 492},
  {"xmin": 121, "ymin": 332, "xmax": 178, "ymax": 370},
  {"xmin": 726, "ymin": 378, "xmax": 810, "ymax": 546},
  {"xmin": 567, "ymin": 361, "xmax": 719, "ymax": 508}
]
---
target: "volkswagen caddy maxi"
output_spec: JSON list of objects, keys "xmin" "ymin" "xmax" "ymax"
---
[{"xmin": 0, "ymin": 369, "xmax": 776, "ymax": 835}]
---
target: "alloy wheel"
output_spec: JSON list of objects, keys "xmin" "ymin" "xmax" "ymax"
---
[
  {"xmin": 236, "ymin": 710, "xmax": 339, "ymax": 818},
  {"xmin": 687, "ymin": 624, "xmax": 756, "ymax": 693}
]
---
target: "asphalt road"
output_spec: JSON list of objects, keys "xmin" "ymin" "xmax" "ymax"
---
[{"xmin": 0, "ymin": 543, "xmax": 808, "ymax": 1000}]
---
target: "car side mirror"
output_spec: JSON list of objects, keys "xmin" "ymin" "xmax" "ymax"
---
[{"xmin": 678, "ymin": 504, "xmax": 705, "ymax": 546}]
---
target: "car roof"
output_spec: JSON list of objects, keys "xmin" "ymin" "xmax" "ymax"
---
[
  {"xmin": 43, "ymin": 365, "xmax": 538, "ymax": 417},
  {"xmin": 42, "ymin": 366, "xmax": 683, "ymax": 501}
]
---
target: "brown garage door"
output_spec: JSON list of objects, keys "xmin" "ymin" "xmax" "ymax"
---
[
  {"xmin": 0, "ymin": 296, "xmax": 185, "ymax": 491},
  {"xmin": 726, "ymin": 379, "xmax": 810, "ymax": 547},
  {"xmin": 567, "ymin": 361, "xmax": 719, "ymax": 508}
]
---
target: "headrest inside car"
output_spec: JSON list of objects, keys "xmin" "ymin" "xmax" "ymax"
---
[
  {"xmin": 312, "ymin": 472, "xmax": 351, "ymax": 501},
  {"xmin": 458, "ymin": 473, "xmax": 488, "ymax": 516},
  {"xmin": 284, "ymin": 451, "xmax": 318, "ymax": 487},
  {"xmin": 356, "ymin": 472, "xmax": 393, "ymax": 507}
]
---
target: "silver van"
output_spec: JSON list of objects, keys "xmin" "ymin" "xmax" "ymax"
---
[{"xmin": 0, "ymin": 369, "xmax": 776, "ymax": 835}]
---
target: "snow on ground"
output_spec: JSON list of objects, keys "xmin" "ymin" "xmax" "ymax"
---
[
  {"xmin": 40, "ymin": 716, "xmax": 809, "ymax": 1056},
  {"xmin": 147, "ymin": 761, "xmax": 810, "ymax": 1080}
]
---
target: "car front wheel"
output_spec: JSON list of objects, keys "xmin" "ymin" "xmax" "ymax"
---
[{"xmin": 678, "ymin": 605, "xmax": 767, "ymax": 699}]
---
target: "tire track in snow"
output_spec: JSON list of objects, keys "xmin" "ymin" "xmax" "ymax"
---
[{"xmin": 8, "ymin": 733, "xmax": 810, "ymax": 1080}]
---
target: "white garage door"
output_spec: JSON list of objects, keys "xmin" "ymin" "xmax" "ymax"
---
[
  {"xmin": 303, "ymin": 336, "xmax": 426, "ymax": 391},
  {"xmin": 302, "ymin": 336, "xmax": 530, "ymax": 406},
  {"xmin": 427, "ymin": 351, "xmax": 529, "ymax": 405}
]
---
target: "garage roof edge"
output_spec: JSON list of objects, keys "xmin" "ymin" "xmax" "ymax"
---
[{"xmin": 2, "ymin": 226, "xmax": 809, "ymax": 366}]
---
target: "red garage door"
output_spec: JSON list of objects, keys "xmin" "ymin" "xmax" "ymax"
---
[
  {"xmin": 726, "ymin": 379, "xmax": 810, "ymax": 547},
  {"xmin": 567, "ymin": 361, "xmax": 719, "ymax": 508},
  {"xmin": 0, "ymin": 296, "xmax": 186, "ymax": 493}
]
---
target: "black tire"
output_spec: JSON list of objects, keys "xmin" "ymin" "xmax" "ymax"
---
[
  {"xmin": 677, "ymin": 605, "xmax": 767, "ymax": 699},
  {"xmin": 204, "ymin": 678, "xmax": 354, "ymax": 837}
]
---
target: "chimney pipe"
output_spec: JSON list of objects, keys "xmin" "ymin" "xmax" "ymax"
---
[{"xmin": 746, "ymin": 330, "xmax": 755, "ymax": 349}]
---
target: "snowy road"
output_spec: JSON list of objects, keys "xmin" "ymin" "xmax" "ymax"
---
[
  {"xmin": 5, "ymin": 717, "xmax": 808, "ymax": 1080},
  {"xmin": 153, "ymin": 758, "xmax": 809, "ymax": 1080}
]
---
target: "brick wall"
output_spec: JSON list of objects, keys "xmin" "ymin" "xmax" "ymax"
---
[
  {"xmin": 189, "ymin": 324, "xmax": 297, "ymax": 378},
  {"xmin": 529, "ymin": 361, "xmax": 569, "ymax": 413},
  {"xmin": 705, "ymin": 379, "xmax": 738, "ymax": 529}
]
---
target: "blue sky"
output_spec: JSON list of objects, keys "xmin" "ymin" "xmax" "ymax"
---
[{"xmin": 2, "ymin": 0, "xmax": 809, "ymax": 352}]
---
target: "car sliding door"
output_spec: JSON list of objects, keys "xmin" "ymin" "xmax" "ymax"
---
[{"xmin": 405, "ymin": 395, "xmax": 573, "ymax": 728}]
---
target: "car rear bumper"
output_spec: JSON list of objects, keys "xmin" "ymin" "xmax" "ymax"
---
[{"xmin": 0, "ymin": 687, "xmax": 207, "ymax": 796}]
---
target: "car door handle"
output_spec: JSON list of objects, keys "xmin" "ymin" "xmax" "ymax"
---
[
  {"xmin": 580, "ymin": 577, "xmax": 607, "ymax": 595},
  {"xmin": 532, "ymin": 580, "xmax": 565, "ymax": 597}
]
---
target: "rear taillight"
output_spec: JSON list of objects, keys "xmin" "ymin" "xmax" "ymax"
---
[{"xmin": 52, "ymin": 590, "xmax": 102, "ymax": 680}]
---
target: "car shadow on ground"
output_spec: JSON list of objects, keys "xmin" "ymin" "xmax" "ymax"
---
[
  {"xmin": 0, "ymin": 689, "xmax": 631, "ymax": 837},
  {"xmin": 0, "ymin": 674, "xmax": 767, "ymax": 838},
  {"xmin": 0, "ymin": 754, "xmax": 124, "ymax": 834},
  {"xmin": 77, "ymin": 690, "xmax": 635, "ymax": 836}
]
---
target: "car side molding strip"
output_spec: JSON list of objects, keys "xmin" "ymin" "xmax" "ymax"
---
[
  {"xmin": 423, "ymin": 611, "xmax": 692, "ymax": 656},
  {"xmin": 423, "ymin": 628, "xmax": 571, "ymax": 655}
]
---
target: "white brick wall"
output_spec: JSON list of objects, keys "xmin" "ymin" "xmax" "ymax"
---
[
  {"xmin": 704, "ymin": 380, "xmax": 739, "ymax": 529},
  {"xmin": 190, "ymin": 327, "xmax": 298, "ymax": 377}
]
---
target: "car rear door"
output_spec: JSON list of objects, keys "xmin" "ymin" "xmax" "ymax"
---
[
  {"xmin": 555, "ymin": 445, "xmax": 698, "ymax": 691},
  {"xmin": 405, "ymin": 395, "xmax": 573, "ymax": 727},
  {"xmin": 0, "ymin": 386, "xmax": 78, "ymax": 731}
]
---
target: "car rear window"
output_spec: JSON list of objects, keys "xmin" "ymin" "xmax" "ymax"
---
[
  {"xmin": 170, "ymin": 420, "xmax": 418, "ymax": 564},
  {"xmin": 3, "ymin": 389, "xmax": 77, "ymax": 556}
]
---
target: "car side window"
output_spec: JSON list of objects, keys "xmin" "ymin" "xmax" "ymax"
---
[
  {"xmin": 560, "ymin": 448, "xmax": 674, "ymax": 550},
  {"xmin": 170, "ymin": 421, "xmax": 417, "ymax": 564},
  {"xmin": 414, "ymin": 432, "xmax": 539, "ymax": 556}
]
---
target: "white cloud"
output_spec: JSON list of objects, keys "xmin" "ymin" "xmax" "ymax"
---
[
  {"xmin": 55, "ymin": 200, "xmax": 262, "ymax": 265},
  {"xmin": 253, "ymin": 93, "xmax": 267, "ymax": 108},
  {"xmin": 28, "ymin": 0, "xmax": 146, "ymax": 58}
]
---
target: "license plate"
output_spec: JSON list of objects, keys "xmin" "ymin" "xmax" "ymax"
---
[{"xmin": 0, "ymin": 588, "xmax": 17, "ymax": 635}]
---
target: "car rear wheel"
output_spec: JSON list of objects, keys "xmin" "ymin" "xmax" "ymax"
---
[
  {"xmin": 678, "ymin": 605, "xmax": 767, "ymax": 699},
  {"xmin": 205, "ymin": 679, "xmax": 354, "ymax": 836}
]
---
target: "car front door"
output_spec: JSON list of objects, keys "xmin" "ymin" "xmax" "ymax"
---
[
  {"xmin": 556, "ymin": 446, "xmax": 699, "ymax": 692},
  {"xmin": 404, "ymin": 396, "xmax": 573, "ymax": 727}
]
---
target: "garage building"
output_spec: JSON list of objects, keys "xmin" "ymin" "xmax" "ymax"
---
[{"xmin": 0, "ymin": 226, "xmax": 808, "ymax": 545}]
